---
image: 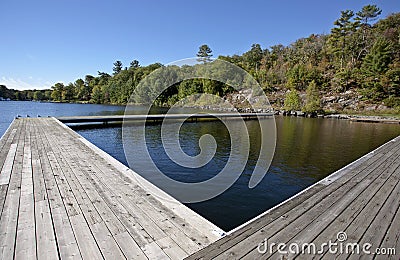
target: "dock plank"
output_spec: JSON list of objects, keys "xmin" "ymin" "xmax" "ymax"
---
[
  {"xmin": 0, "ymin": 119, "xmax": 19, "ymax": 168},
  {"xmin": 0, "ymin": 144, "xmax": 17, "ymax": 185},
  {"xmin": 380, "ymin": 206, "xmax": 400, "ymax": 259},
  {"xmin": 30, "ymin": 122, "xmax": 58, "ymax": 259},
  {"xmin": 90, "ymin": 221, "xmax": 125, "ymax": 259},
  {"xmin": 35, "ymin": 200, "xmax": 58, "ymax": 260},
  {"xmin": 15, "ymin": 137, "xmax": 36, "ymax": 260},
  {"xmin": 114, "ymin": 232, "xmax": 147, "ymax": 260},
  {"xmin": 0, "ymin": 119, "xmax": 25, "ymax": 259},
  {"xmin": 69, "ymin": 214, "xmax": 103, "ymax": 259},
  {"xmin": 32, "ymin": 120, "xmax": 82, "ymax": 259},
  {"xmin": 0, "ymin": 120, "xmax": 22, "ymax": 214}
]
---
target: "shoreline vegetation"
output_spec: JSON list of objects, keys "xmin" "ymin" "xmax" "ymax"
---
[{"xmin": 1, "ymin": 5, "xmax": 399, "ymax": 117}]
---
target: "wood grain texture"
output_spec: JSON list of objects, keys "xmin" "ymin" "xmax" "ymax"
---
[
  {"xmin": 187, "ymin": 136, "xmax": 400, "ymax": 260},
  {"xmin": 0, "ymin": 118, "xmax": 222, "ymax": 259},
  {"xmin": 1, "ymin": 118, "xmax": 398, "ymax": 259}
]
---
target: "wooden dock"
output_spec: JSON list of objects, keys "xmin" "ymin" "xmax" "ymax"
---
[
  {"xmin": 0, "ymin": 117, "xmax": 224, "ymax": 259},
  {"xmin": 56, "ymin": 113, "xmax": 273, "ymax": 124},
  {"xmin": 1, "ymin": 116, "xmax": 399, "ymax": 259},
  {"xmin": 187, "ymin": 134, "xmax": 400, "ymax": 259},
  {"xmin": 349, "ymin": 117, "xmax": 400, "ymax": 124}
]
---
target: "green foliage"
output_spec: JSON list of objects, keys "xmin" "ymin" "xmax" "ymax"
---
[
  {"xmin": 197, "ymin": 44, "xmax": 213, "ymax": 63},
  {"xmin": 178, "ymin": 80, "xmax": 202, "ymax": 100},
  {"xmin": 5, "ymin": 6, "xmax": 397, "ymax": 111},
  {"xmin": 51, "ymin": 83, "xmax": 64, "ymax": 102},
  {"xmin": 284, "ymin": 89, "xmax": 301, "ymax": 111},
  {"xmin": 113, "ymin": 60, "xmax": 123, "ymax": 75},
  {"xmin": 287, "ymin": 64, "xmax": 308, "ymax": 89},
  {"xmin": 359, "ymin": 38, "xmax": 393, "ymax": 100},
  {"xmin": 33, "ymin": 90, "xmax": 44, "ymax": 101},
  {"xmin": 0, "ymin": 85, "xmax": 50, "ymax": 101},
  {"xmin": 63, "ymin": 83, "xmax": 75, "ymax": 102},
  {"xmin": 355, "ymin": 5, "xmax": 382, "ymax": 26},
  {"xmin": 91, "ymin": 85, "xmax": 103, "ymax": 104},
  {"xmin": 332, "ymin": 68, "xmax": 361, "ymax": 92},
  {"xmin": 328, "ymin": 10, "xmax": 359, "ymax": 69},
  {"xmin": 0, "ymin": 85, "xmax": 16, "ymax": 100},
  {"xmin": 242, "ymin": 43, "xmax": 263, "ymax": 71},
  {"xmin": 303, "ymin": 81, "xmax": 321, "ymax": 113},
  {"xmin": 361, "ymin": 38, "xmax": 392, "ymax": 76},
  {"xmin": 129, "ymin": 60, "xmax": 140, "ymax": 69},
  {"xmin": 381, "ymin": 67, "xmax": 400, "ymax": 97},
  {"xmin": 383, "ymin": 95, "xmax": 400, "ymax": 108}
]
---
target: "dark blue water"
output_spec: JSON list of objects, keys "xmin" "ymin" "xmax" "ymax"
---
[
  {"xmin": 1, "ymin": 101, "xmax": 399, "ymax": 231},
  {"xmin": 76, "ymin": 114, "xmax": 400, "ymax": 231}
]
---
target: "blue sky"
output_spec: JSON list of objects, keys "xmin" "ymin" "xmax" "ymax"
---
[{"xmin": 0, "ymin": 0, "xmax": 399, "ymax": 90}]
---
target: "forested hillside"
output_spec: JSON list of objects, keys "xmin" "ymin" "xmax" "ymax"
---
[{"xmin": 2, "ymin": 5, "xmax": 399, "ymax": 113}]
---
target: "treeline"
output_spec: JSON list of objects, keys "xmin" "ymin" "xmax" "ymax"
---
[
  {"xmin": 3, "ymin": 5, "xmax": 400, "ymax": 112},
  {"xmin": 0, "ymin": 85, "xmax": 51, "ymax": 101},
  {"xmin": 219, "ymin": 5, "xmax": 400, "ymax": 110}
]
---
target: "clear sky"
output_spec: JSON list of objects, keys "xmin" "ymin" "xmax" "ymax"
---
[{"xmin": 0, "ymin": 0, "xmax": 399, "ymax": 90}]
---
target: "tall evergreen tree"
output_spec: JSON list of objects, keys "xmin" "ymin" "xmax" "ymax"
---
[
  {"xmin": 329, "ymin": 10, "xmax": 358, "ymax": 69},
  {"xmin": 197, "ymin": 44, "xmax": 213, "ymax": 63},
  {"xmin": 356, "ymin": 5, "xmax": 382, "ymax": 26},
  {"xmin": 243, "ymin": 43, "xmax": 263, "ymax": 71},
  {"xmin": 303, "ymin": 80, "xmax": 321, "ymax": 113},
  {"xmin": 361, "ymin": 38, "xmax": 392, "ymax": 99},
  {"xmin": 130, "ymin": 60, "xmax": 140, "ymax": 69},
  {"xmin": 113, "ymin": 60, "xmax": 123, "ymax": 75},
  {"xmin": 361, "ymin": 38, "xmax": 392, "ymax": 76},
  {"xmin": 356, "ymin": 5, "xmax": 382, "ymax": 56},
  {"xmin": 284, "ymin": 89, "xmax": 301, "ymax": 111}
]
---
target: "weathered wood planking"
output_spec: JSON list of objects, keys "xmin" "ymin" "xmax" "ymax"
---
[
  {"xmin": 1, "ymin": 116, "xmax": 399, "ymax": 259},
  {"xmin": 0, "ymin": 119, "xmax": 25, "ymax": 259},
  {"xmin": 0, "ymin": 118, "xmax": 223, "ymax": 259},
  {"xmin": 187, "ymin": 135, "xmax": 400, "ymax": 259}
]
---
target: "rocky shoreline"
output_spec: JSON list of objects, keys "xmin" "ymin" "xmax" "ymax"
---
[
  {"xmin": 272, "ymin": 110, "xmax": 400, "ymax": 124},
  {"xmin": 181, "ymin": 103, "xmax": 400, "ymax": 124}
]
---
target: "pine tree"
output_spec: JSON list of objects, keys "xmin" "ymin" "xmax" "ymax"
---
[
  {"xmin": 329, "ymin": 10, "xmax": 358, "ymax": 69},
  {"xmin": 356, "ymin": 5, "xmax": 382, "ymax": 57},
  {"xmin": 303, "ymin": 81, "xmax": 321, "ymax": 113},
  {"xmin": 130, "ymin": 60, "xmax": 140, "ymax": 69},
  {"xmin": 361, "ymin": 38, "xmax": 392, "ymax": 76},
  {"xmin": 284, "ymin": 89, "xmax": 301, "ymax": 111},
  {"xmin": 196, "ymin": 44, "xmax": 213, "ymax": 63},
  {"xmin": 356, "ymin": 5, "xmax": 382, "ymax": 26},
  {"xmin": 361, "ymin": 38, "xmax": 392, "ymax": 99},
  {"xmin": 113, "ymin": 61, "xmax": 123, "ymax": 75}
]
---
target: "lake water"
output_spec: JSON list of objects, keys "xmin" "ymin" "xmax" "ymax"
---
[{"xmin": 1, "ymin": 101, "xmax": 399, "ymax": 231}]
